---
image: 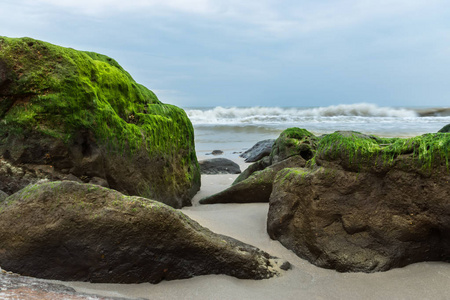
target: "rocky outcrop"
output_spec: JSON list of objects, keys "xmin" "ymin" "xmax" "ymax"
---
[
  {"xmin": 199, "ymin": 158, "xmax": 241, "ymax": 174},
  {"xmin": 0, "ymin": 181, "xmax": 287, "ymax": 283},
  {"xmin": 240, "ymin": 139, "xmax": 275, "ymax": 162},
  {"xmin": 267, "ymin": 131, "xmax": 450, "ymax": 272},
  {"xmin": 0, "ymin": 36, "xmax": 200, "ymax": 208}
]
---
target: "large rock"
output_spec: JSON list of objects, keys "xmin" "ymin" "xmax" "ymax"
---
[
  {"xmin": 240, "ymin": 139, "xmax": 275, "ymax": 162},
  {"xmin": 269, "ymin": 128, "xmax": 317, "ymax": 164},
  {"xmin": 267, "ymin": 131, "xmax": 450, "ymax": 272},
  {"xmin": 0, "ymin": 36, "xmax": 200, "ymax": 208},
  {"xmin": 0, "ymin": 181, "xmax": 286, "ymax": 283},
  {"xmin": 200, "ymin": 155, "xmax": 306, "ymax": 204},
  {"xmin": 199, "ymin": 158, "xmax": 241, "ymax": 174}
]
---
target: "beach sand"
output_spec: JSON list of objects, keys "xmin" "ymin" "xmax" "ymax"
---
[{"xmin": 60, "ymin": 155, "xmax": 450, "ymax": 300}]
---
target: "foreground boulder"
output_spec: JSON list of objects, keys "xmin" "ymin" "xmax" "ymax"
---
[
  {"xmin": 0, "ymin": 181, "xmax": 286, "ymax": 283},
  {"xmin": 267, "ymin": 131, "xmax": 450, "ymax": 272},
  {"xmin": 199, "ymin": 158, "xmax": 241, "ymax": 174},
  {"xmin": 0, "ymin": 36, "xmax": 199, "ymax": 208}
]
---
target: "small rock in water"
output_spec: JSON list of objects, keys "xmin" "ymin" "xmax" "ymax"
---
[{"xmin": 211, "ymin": 150, "xmax": 223, "ymax": 155}]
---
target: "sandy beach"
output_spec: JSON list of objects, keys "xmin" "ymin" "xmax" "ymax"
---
[{"xmin": 60, "ymin": 155, "xmax": 450, "ymax": 300}]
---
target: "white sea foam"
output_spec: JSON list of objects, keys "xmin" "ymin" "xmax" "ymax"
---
[{"xmin": 186, "ymin": 103, "xmax": 418, "ymax": 125}]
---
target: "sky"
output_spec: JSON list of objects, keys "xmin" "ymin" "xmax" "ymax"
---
[{"xmin": 1, "ymin": 0, "xmax": 450, "ymax": 108}]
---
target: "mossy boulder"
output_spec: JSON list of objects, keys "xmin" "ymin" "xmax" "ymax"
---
[
  {"xmin": 269, "ymin": 128, "xmax": 317, "ymax": 164},
  {"xmin": 0, "ymin": 36, "xmax": 200, "ymax": 208},
  {"xmin": 0, "ymin": 181, "xmax": 287, "ymax": 283},
  {"xmin": 267, "ymin": 131, "xmax": 450, "ymax": 272}
]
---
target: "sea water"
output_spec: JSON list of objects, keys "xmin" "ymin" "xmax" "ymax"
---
[{"xmin": 185, "ymin": 103, "xmax": 450, "ymax": 156}]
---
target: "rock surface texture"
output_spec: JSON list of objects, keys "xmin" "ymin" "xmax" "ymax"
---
[
  {"xmin": 267, "ymin": 130, "xmax": 450, "ymax": 272},
  {"xmin": 0, "ymin": 36, "xmax": 199, "ymax": 208},
  {"xmin": 0, "ymin": 181, "xmax": 285, "ymax": 283}
]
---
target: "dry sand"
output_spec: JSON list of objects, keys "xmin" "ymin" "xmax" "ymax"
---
[{"xmin": 63, "ymin": 156, "xmax": 450, "ymax": 300}]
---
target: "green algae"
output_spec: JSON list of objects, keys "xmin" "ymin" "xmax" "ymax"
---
[
  {"xmin": 314, "ymin": 131, "xmax": 450, "ymax": 172},
  {"xmin": 270, "ymin": 127, "xmax": 317, "ymax": 162},
  {"xmin": 271, "ymin": 128, "xmax": 450, "ymax": 174},
  {"xmin": 0, "ymin": 36, "xmax": 200, "ymax": 203},
  {"xmin": 0, "ymin": 36, "xmax": 190, "ymax": 155}
]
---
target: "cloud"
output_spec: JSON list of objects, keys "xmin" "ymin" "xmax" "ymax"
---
[{"xmin": 10, "ymin": 0, "xmax": 450, "ymax": 39}]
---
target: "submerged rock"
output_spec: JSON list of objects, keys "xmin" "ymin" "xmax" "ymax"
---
[
  {"xmin": 199, "ymin": 158, "xmax": 241, "ymax": 174},
  {"xmin": 0, "ymin": 181, "xmax": 286, "ymax": 283},
  {"xmin": 0, "ymin": 36, "xmax": 200, "ymax": 208},
  {"xmin": 267, "ymin": 131, "xmax": 450, "ymax": 272}
]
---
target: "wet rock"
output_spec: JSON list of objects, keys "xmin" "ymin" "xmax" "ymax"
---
[
  {"xmin": 240, "ymin": 139, "xmax": 275, "ymax": 162},
  {"xmin": 199, "ymin": 158, "xmax": 241, "ymax": 174},
  {"xmin": 0, "ymin": 181, "xmax": 286, "ymax": 283}
]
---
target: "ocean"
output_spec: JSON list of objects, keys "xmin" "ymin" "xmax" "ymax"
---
[{"xmin": 185, "ymin": 103, "xmax": 450, "ymax": 157}]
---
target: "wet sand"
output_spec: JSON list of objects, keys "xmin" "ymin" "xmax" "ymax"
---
[{"xmin": 62, "ymin": 156, "xmax": 450, "ymax": 300}]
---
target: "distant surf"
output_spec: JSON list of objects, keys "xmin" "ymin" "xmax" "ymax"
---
[
  {"xmin": 185, "ymin": 103, "xmax": 450, "ymax": 153},
  {"xmin": 186, "ymin": 103, "xmax": 419, "ymax": 125}
]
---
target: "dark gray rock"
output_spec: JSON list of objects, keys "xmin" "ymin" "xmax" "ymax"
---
[
  {"xmin": 199, "ymin": 158, "xmax": 241, "ymax": 174},
  {"xmin": 240, "ymin": 139, "xmax": 275, "ymax": 162},
  {"xmin": 0, "ymin": 181, "xmax": 286, "ymax": 283}
]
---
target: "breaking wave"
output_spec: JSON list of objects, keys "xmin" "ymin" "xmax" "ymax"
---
[{"xmin": 186, "ymin": 103, "xmax": 418, "ymax": 125}]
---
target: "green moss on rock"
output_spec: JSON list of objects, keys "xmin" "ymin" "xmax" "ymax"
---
[
  {"xmin": 0, "ymin": 36, "xmax": 200, "ymax": 207},
  {"xmin": 313, "ymin": 131, "xmax": 450, "ymax": 173}
]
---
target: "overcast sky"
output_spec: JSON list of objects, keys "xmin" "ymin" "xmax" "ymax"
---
[{"xmin": 1, "ymin": 0, "xmax": 450, "ymax": 108}]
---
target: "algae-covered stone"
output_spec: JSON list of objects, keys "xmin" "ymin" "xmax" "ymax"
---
[
  {"xmin": 268, "ymin": 131, "xmax": 450, "ymax": 273},
  {"xmin": 0, "ymin": 36, "xmax": 200, "ymax": 208},
  {"xmin": 270, "ymin": 128, "xmax": 317, "ymax": 164},
  {"xmin": 0, "ymin": 181, "xmax": 287, "ymax": 283}
]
